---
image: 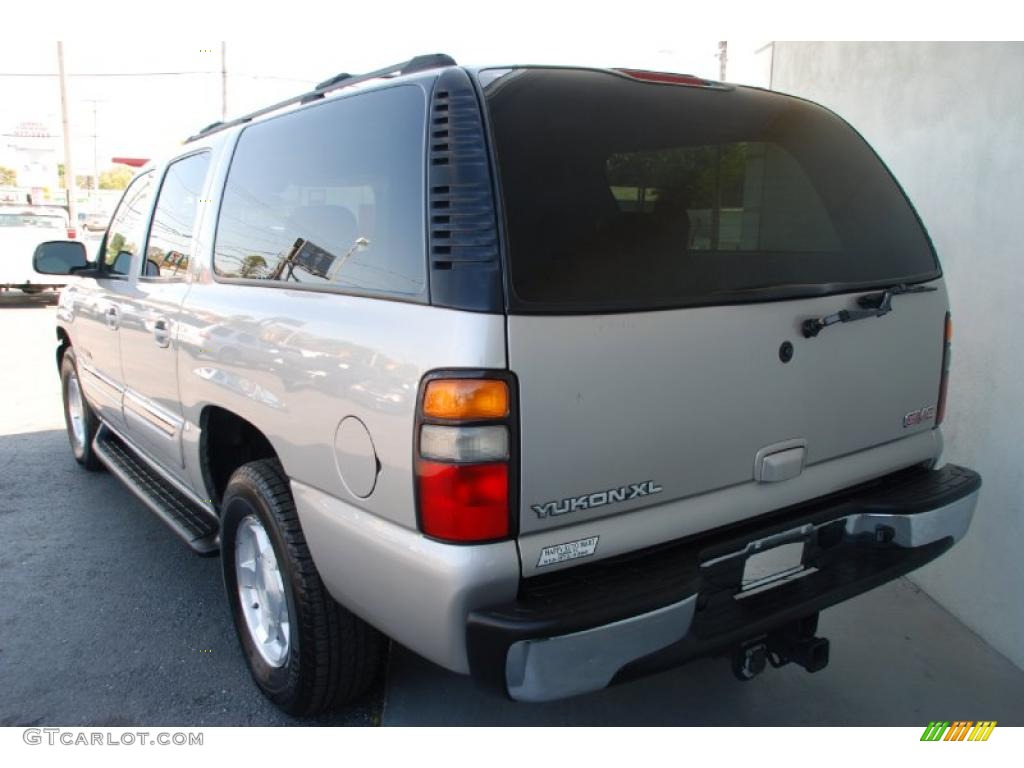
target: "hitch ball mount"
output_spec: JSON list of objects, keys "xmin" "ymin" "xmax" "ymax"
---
[{"xmin": 731, "ymin": 613, "xmax": 830, "ymax": 681}]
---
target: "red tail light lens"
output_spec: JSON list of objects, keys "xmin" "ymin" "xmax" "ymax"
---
[
  {"xmin": 417, "ymin": 461, "xmax": 509, "ymax": 541},
  {"xmin": 67, "ymin": 227, "xmax": 77, "ymax": 239},
  {"xmin": 415, "ymin": 373, "xmax": 515, "ymax": 543},
  {"xmin": 936, "ymin": 313, "xmax": 952, "ymax": 426}
]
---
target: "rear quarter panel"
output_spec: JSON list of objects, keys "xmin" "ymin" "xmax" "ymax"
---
[{"xmin": 176, "ymin": 279, "xmax": 507, "ymax": 530}]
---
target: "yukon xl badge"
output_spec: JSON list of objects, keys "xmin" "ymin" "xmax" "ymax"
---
[{"xmin": 531, "ymin": 480, "xmax": 663, "ymax": 519}]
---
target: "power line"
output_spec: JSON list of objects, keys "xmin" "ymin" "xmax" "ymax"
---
[
  {"xmin": 0, "ymin": 70, "xmax": 214, "ymax": 77},
  {"xmin": 0, "ymin": 71, "xmax": 316, "ymax": 83},
  {"xmin": 221, "ymin": 42, "xmax": 228, "ymax": 122}
]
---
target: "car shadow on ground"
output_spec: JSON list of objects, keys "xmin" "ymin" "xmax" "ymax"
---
[{"xmin": 0, "ymin": 291, "xmax": 59, "ymax": 308}]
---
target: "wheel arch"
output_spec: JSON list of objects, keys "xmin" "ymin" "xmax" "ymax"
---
[
  {"xmin": 199, "ymin": 405, "xmax": 280, "ymax": 510},
  {"xmin": 56, "ymin": 327, "xmax": 71, "ymax": 369}
]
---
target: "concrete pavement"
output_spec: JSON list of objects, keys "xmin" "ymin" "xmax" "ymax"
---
[{"xmin": 381, "ymin": 578, "xmax": 1024, "ymax": 725}]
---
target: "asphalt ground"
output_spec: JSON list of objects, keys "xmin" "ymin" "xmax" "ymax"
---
[
  {"xmin": 0, "ymin": 301, "xmax": 382, "ymax": 725},
  {"xmin": 1, "ymin": 302, "xmax": 1022, "ymax": 726}
]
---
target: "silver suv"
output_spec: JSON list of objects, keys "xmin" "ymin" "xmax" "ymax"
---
[{"xmin": 34, "ymin": 54, "xmax": 981, "ymax": 715}]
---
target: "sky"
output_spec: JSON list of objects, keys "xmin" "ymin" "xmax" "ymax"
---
[
  {"xmin": 0, "ymin": 37, "xmax": 771, "ymax": 176},
  {"xmin": 3, "ymin": 0, "xmax": 1000, "ymax": 182}
]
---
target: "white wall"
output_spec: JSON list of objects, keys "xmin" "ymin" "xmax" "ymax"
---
[
  {"xmin": 771, "ymin": 42, "xmax": 1024, "ymax": 670},
  {"xmin": 726, "ymin": 41, "xmax": 775, "ymax": 88}
]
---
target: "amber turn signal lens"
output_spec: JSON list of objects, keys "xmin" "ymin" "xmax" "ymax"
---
[{"xmin": 423, "ymin": 379, "xmax": 509, "ymax": 420}]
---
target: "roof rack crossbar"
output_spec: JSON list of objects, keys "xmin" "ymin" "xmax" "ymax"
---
[{"xmin": 186, "ymin": 53, "xmax": 456, "ymax": 143}]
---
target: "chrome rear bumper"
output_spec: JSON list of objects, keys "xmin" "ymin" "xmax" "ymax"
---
[
  {"xmin": 506, "ymin": 596, "xmax": 698, "ymax": 702},
  {"xmin": 472, "ymin": 465, "xmax": 980, "ymax": 703}
]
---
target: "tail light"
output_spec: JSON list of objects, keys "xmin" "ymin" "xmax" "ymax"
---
[
  {"xmin": 936, "ymin": 313, "xmax": 952, "ymax": 426},
  {"xmin": 415, "ymin": 373, "xmax": 516, "ymax": 543},
  {"xmin": 67, "ymin": 227, "xmax": 77, "ymax": 239}
]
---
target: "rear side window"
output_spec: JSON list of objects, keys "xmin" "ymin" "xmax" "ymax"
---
[
  {"xmin": 484, "ymin": 68, "xmax": 938, "ymax": 312},
  {"xmin": 144, "ymin": 152, "xmax": 210, "ymax": 278},
  {"xmin": 213, "ymin": 85, "xmax": 427, "ymax": 300}
]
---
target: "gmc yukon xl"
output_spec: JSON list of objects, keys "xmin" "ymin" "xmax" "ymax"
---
[{"xmin": 33, "ymin": 54, "xmax": 981, "ymax": 714}]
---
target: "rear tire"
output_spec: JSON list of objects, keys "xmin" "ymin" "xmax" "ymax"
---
[
  {"xmin": 220, "ymin": 459, "xmax": 383, "ymax": 715},
  {"xmin": 61, "ymin": 347, "xmax": 102, "ymax": 471}
]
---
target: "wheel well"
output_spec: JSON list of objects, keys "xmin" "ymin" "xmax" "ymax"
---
[
  {"xmin": 200, "ymin": 407, "xmax": 278, "ymax": 508},
  {"xmin": 56, "ymin": 328, "xmax": 70, "ymax": 369}
]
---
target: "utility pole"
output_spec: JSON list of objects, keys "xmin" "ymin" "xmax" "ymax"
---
[
  {"xmin": 57, "ymin": 42, "xmax": 77, "ymax": 229},
  {"xmin": 221, "ymin": 41, "xmax": 228, "ymax": 121},
  {"xmin": 717, "ymin": 41, "xmax": 728, "ymax": 81},
  {"xmin": 82, "ymin": 99, "xmax": 102, "ymax": 201}
]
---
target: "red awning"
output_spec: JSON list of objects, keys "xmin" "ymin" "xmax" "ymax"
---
[{"xmin": 111, "ymin": 157, "xmax": 149, "ymax": 168}]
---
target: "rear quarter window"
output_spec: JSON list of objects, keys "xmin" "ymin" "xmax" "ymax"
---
[
  {"xmin": 483, "ymin": 68, "xmax": 939, "ymax": 313},
  {"xmin": 213, "ymin": 85, "xmax": 427, "ymax": 300}
]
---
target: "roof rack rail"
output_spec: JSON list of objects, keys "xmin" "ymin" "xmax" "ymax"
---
[{"xmin": 185, "ymin": 53, "xmax": 457, "ymax": 143}]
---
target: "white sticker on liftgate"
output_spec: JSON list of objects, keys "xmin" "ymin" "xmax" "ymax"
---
[{"xmin": 536, "ymin": 536, "xmax": 600, "ymax": 568}]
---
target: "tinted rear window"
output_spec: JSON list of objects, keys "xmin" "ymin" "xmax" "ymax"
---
[{"xmin": 483, "ymin": 69, "xmax": 938, "ymax": 312}]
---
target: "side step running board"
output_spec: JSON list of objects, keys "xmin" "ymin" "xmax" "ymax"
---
[{"xmin": 93, "ymin": 425, "xmax": 220, "ymax": 556}]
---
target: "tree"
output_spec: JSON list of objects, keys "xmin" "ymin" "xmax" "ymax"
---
[
  {"xmin": 0, "ymin": 166, "xmax": 16, "ymax": 186},
  {"xmin": 57, "ymin": 163, "xmax": 130, "ymax": 190},
  {"xmin": 99, "ymin": 166, "xmax": 133, "ymax": 190},
  {"xmin": 239, "ymin": 254, "xmax": 268, "ymax": 278},
  {"xmin": 107, "ymin": 232, "xmax": 126, "ymax": 256},
  {"xmin": 56, "ymin": 164, "xmax": 92, "ymax": 189}
]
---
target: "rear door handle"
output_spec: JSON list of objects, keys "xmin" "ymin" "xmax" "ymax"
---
[
  {"xmin": 153, "ymin": 318, "xmax": 171, "ymax": 348},
  {"xmin": 105, "ymin": 305, "xmax": 120, "ymax": 330}
]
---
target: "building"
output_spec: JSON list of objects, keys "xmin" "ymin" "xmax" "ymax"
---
[
  {"xmin": 768, "ymin": 41, "xmax": 1024, "ymax": 671},
  {"xmin": 2, "ymin": 120, "xmax": 59, "ymax": 195}
]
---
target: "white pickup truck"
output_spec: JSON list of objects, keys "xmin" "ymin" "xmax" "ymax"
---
[{"xmin": 1, "ymin": 205, "xmax": 76, "ymax": 293}]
